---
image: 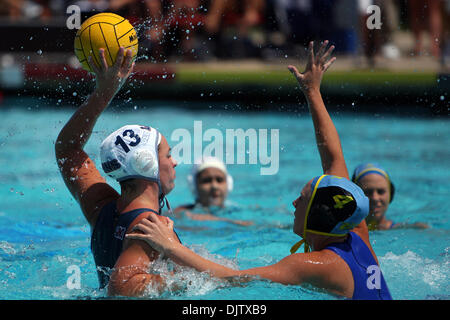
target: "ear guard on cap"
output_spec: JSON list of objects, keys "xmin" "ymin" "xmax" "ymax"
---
[{"xmin": 127, "ymin": 147, "xmax": 159, "ymax": 183}]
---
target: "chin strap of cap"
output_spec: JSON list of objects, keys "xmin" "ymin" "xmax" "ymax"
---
[
  {"xmin": 290, "ymin": 239, "xmax": 310, "ymax": 254},
  {"xmin": 159, "ymin": 194, "xmax": 173, "ymax": 216}
]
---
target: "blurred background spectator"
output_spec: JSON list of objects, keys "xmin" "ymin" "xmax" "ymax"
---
[
  {"xmin": 0, "ymin": 0, "xmax": 57, "ymax": 21},
  {"xmin": 443, "ymin": 0, "xmax": 450, "ymax": 67},
  {"xmin": 204, "ymin": 0, "xmax": 265, "ymax": 59},
  {"xmin": 163, "ymin": 0, "xmax": 208, "ymax": 61},
  {"xmin": 357, "ymin": 0, "xmax": 401, "ymax": 67},
  {"xmin": 72, "ymin": 0, "xmax": 110, "ymax": 17},
  {"xmin": 408, "ymin": 0, "xmax": 443, "ymax": 58},
  {"xmin": 0, "ymin": 0, "xmax": 448, "ymax": 67}
]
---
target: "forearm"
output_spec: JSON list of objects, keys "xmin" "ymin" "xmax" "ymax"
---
[
  {"xmin": 166, "ymin": 247, "xmax": 303, "ymax": 286},
  {"xmin": 167, "ymin": 243, "xmax": 239, "ymax": 278},
  {"xmin": 55, "ymin": 88, "xmax": 114, "ymax": 157},
  {"xmin": 305, "ymin": 89, "xmax": 348, "ymax": 178}
]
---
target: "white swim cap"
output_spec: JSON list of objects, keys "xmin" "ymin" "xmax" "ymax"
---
[
  {"xmin": 187, "ymin": 156, "xmax": 233, "ymax": 197},
  {"xmin": 100, "ymin": 125, "xmax": 162, "ymax": 188}
]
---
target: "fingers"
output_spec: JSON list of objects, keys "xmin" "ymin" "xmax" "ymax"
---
[
  {"xmin": 125, "ymin": 233, "xmax": 147, "ymax": 241},
  {"xmin": 131, "ymin": 222, "xmax": 152, "ymax": 234},
  {"xmin": 167, "ymin": 217, "xmax": 174, "ymax": 229},
  {"xmin": 316, "ymin": 40, "xmax": 329, "ymax": 62},
  {"xmin": 323, "ymin": 56, "xmax": 337, "ymax": 72},
  {"xmin": 88, "ymin": 47, "xmax": 133, "ymax": 76},
  {"xmin": 87, "ymin": 55, "xmax": 100, "ymax": 74},
  {"xmin": 137, "ymin": 213, "xmax": 169, "ymax": 229},
  {"xmin": 287, "ymin": 65, "xmax": 303, "ymax": 82},
  {"xmin": 126, "ymin": 61, "xmax": 135, "ymax": 78},
  {"xmin": 309, "ymin": 40, "xmax": 335, "ymax": 70},
  {"xmin": 287, "ymin": 65, "xmax": 297, "ymax": 74},
  {"xmin": 146, "ymin": 212, "xmax": 159, "ymax": 223},
  {"xmin": 87, "ymin": 48, "xmax": 110, "ymax": 74},
  {"xmin": 307, "ymin": 41, "xmax": 314, "ymax": 67},
  {"xmin": 98, "ymin": 48, "xmax": 108, "ymax": 70},
  {"xmin": 113, "ymin": 47, "xmax": 125, "ymax": 70},
  {"xmin": 121, "ymin": 49, "xmax": 133, "ymax": 71},
  {"xmin": 320, "ymin": 43, "xmax": 335, "ymax": 65}
]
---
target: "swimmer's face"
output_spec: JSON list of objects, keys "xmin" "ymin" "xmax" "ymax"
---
[
  {"xmin": 292, "ymin": 179, "xmax": 313, "ymax": 237},
  {"xmin": 158, "ymin": 135, "xmax": 177, "ymax": 195},
  {"xmin": 357, "ymin": 174, "xmax": 390, "ymax": 221},
  {"xmin": 196, "ymin": 168, "xmax": 228, "ymax": 208}
]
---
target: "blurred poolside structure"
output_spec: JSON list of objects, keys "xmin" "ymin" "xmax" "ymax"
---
[{"xmin": 0, "ymin": 0, "xmax": 448, "ymax": 114}]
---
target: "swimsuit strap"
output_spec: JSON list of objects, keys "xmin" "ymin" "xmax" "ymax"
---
[{"xmin": 116, "ymin": 205, "xmax": 183, "ymax": 244}]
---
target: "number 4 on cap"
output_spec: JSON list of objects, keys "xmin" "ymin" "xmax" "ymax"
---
[{"xmin": 333, "ymin": 195, "xmax": 354, "ymax": 209}]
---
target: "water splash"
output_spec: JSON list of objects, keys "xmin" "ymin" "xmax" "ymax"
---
[
  {"xmin": 380, "ymin": 249, "xmax": 449, "ymax": 299},
  {"xmin": 142, "ymin": 245, "xmax": 238, "ymax": 298}
]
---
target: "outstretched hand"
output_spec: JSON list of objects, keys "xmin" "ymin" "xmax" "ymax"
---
[
  {"xmin": 126, "ymin": 214, "xmax": 178, "ymax": 254},
  {"xmin": 87, "ymin": 47, "xmax": 135, "ymax": 97},
  {"xmin": 288, "ymin": 40, "xmax": 336, "ymax": 94}
]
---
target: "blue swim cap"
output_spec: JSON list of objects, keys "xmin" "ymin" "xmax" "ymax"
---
[
  {"xmin": 305, "ymin": 175, "xmax": 369, "ymax": 236},
  {"xmin": 291, "ymin": 174, "xmax": 369, "ymax": 254},
  {"xmin": 352, "ymin": 163, "xmax": 395, "ymax": 202}
]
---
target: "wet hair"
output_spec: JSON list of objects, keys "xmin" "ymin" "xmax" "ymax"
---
[
  {"xmin": 306, "ymin": 186, "xmax": 357, "ymax": 234},
  {"xmin": 390, "ymin": 184, "xmax": 395, "ymax": 203}
]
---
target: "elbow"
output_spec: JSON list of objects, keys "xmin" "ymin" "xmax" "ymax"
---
[
  {"xmin": 54, "ymin": 134, "xmax": 62, "ymax": 159},
  {"xmin": 54, "ymin": 132, "xmax": 68, "ymax": 163},
  {"xmin": 323, "ymin": 161, "xmax": 349, "ymax": 179},
  {"xmin": 54, "ymin": 131, "xmax": 83, "ymax": 163}
]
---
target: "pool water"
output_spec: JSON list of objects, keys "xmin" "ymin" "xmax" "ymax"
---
[{"xmin": 0, "ymin": 97, "xmax": 449, "ymax": 300}]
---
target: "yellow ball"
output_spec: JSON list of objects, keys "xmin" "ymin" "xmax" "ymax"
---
[{"xmin": 74, "ymin": 12, "xmax": 138, "ymax": 72}]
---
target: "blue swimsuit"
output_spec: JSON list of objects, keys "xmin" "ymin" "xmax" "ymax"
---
[
  {"xmin": 324, "ymin": 232, "xmax": 392, "ymax": 300},
  {"xmin": 91, "ymin": 201, "xmax": 181, "ymax": 289}
]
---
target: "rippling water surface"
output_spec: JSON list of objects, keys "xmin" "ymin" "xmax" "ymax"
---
[{"xmin": 0, "ymin": 98, "xmax": 448, "ymax": 299}]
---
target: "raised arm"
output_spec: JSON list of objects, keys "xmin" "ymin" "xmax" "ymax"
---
[
  {"xmin": 288, "ymin": 41, "xmax": 348, "ymax": 179},
  {"xmin": 55, "ymin": 47, "xmax": 134, "ymax": 227},
  {"xmin": 289, "ymin": 42, "xmax": 370, "ymax": 237}
]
